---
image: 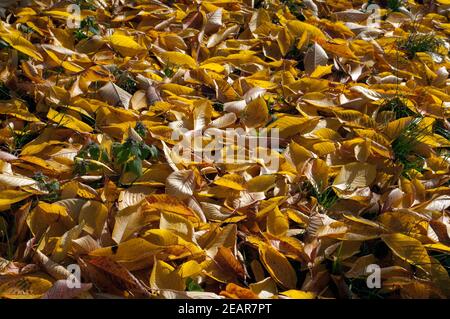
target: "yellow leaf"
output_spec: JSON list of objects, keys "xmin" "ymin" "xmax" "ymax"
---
[
  {"xmin": 215, "ymin": 246, "xmax": 245, "ymax": 279},
  {"xmin": 242, "ymin": 96, "xmax": 269, "ymax": 128},
  {"xmin": 259, "ymin": 243, "xmax": 297, "ymax": 289},
  {"xmin": 310, "ymin": 64, "xmax": 333, "ymax": 78},
  {"xmin": 159, "ymin": 51, "xmax": 197, "ymax": 69},
  {"xmin": 286, "ymin": 20, "xmax": 326, "ymax": 40},
  {"xmin": 51, "ymin": 222, "xmax": 84, "ymax": 262},
  {"xmin": 142, "ymin": 229, "xmax": 203, "ymax": 257},
  {"xmin": 333, "ymin": 162, "xmax": 376, "ymax": 191},
  {"xmin": 267, "ymin": 206, "xmax": 289, "ymax": 237},
  {"xmin": 150, "ymin": 259, "xmax": 185, "ymax": 291},
  {"xmin": 47, "ymin": 108, "xmax": 93, "ymax": 133},
  {"xmin": 381, "ymin": 233, "xmax": 431, "ymax": 273},
  {"xmin": 277, "ymin": 28, "xmax": 293, "ymax": 56},
  {"xmin": 160, "ymin": 83, "xmax": 196, "ymax": 96},
  {"xmin": 0, "ymin": 32, "xmax": 43, "ymax": 61},
  {"xmin": 43, "ymin": 49, "xmax": 84, "ymax": 73},
  {"xmin": 79, "ymin": 201, "xmax": 108, "ymax": 238},
  {"xmin": 160, "ymin": 211, "xmax": 195, "ymax": 242},
  {"xmin": 250, "ymin": 260, "xmax": 266, "ymax": 283},
  {"xmin": 249, "ymin": 277, "xmax": 278, "ymax": 297},
  {"xmin": 177, "ymin": 260, "xmax": 203, "ymax": 279},
  {"xmin": 220, "ymin": 283, "xmax": 259, "ymax": 299},
  {"xmin": 288, "ymin": 141, "xmax": 313, "ymax": 169},
  {"xmin": 317, "ymin": 39, "xmax": 358, "ymax": 60},
  {"xmin": 0, "ymin": 276, "xmax": 52, "ymax": 299},
  {"xmin": 204, "ymin": 52, "xmax": 267, "ymax": 66},
  {"xmin": 311, "ymin": 141, "xmax": 336, "ymax": 156},
  {"xmin": 109, "ymin": 33, "xmax": 146, "ymax": 57},
  {"xmin": 0, "ymin": 173, "xmax": 36, "ymax": 187},
  {"xmin": 305, "ymin": 158, "xmax": 329, "ymax": 192},
  {"xmin": 296, "ymin": 30, "xmax": 309, "ymax": 50},
  {"xmin": 204, "ymin": 224, "xmax": 237, "ymax": 258},
  {"xmin": 146, "ymin": 194, "xmax": 197, "ymax": 219},
  {"xmin": 199, "ymin": 63, "xmax": 225, "ymax": 73},
  {"xmin": 213, "ymin": 174, "xmax": 246, "ymax": 191},
  {"xmin": 45, "ymin": 8, "xmax": 85, "ymax": 19},
  {"xmin": 26, "ymin": 202, "xmax": 74, "ymax": 238},
  {"xmin": 89, "ymin": 238, "xmax": 162, "ymax": 271},
  {"xmin": 429, "ymin": 256, "xmax": 450, "ymax": 297},
  {"xmin": 245, "ymin": 79, "xmax": 278, "ymax": 89},
  {"xmin": 424, "ymin": 243, "xmax": 450, "ymax": 253},
  {"xmin": 247, "ymin": 175, "xmax": 277, "ymax": 192},
  {"xmin": 280, "ymin": 290, "xmax": 316, "ymax": 299},
  {"xmin": 384, "ymin": 117, "xmax": 413, "ymax": 141},
  {"xmin": 0, "ymin": 190, "xmax": 32, "ymax": 207},
  {"xmin": 266, "ymin": 116, "xmax": 319, "ymax": 139},
  {"xmin": 0, "ymin": 100, "xmax": 40, "ymax": 122}
]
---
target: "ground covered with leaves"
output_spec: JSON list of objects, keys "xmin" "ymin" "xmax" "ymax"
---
[{"xmin": 1, "ymin": 0, "xmax": 450, "ymax": 299}]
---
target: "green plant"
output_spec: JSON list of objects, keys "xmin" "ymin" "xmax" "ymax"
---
[
  {"xmin": 75, "ymin": 0, "xmax": 97, "ymax": 10},
  {"xmin": 272, "ymin": 15, "xmax": 280, "ymax": 25},
  {"xmin": 347, "ymin": 277, "xmax": 386, "ymax": 299},
  {"xmin": 386, "ymin": 0, "xmax": 403, "ymax": 11},
  {"xmin": 163, "ymin": 66, "xmax": 175, "ymax": 78},
  {"xmin": 74, "ymin": 16, "xmax": 100, "ymax": 41},
  {"xmin": 391, "ymin": 118, "xmax": 427, "ymax": 175},
  {"xmin": 430, "ymin": 251, "xmax": 450, "ymax": 276},
  {"xmin": 73, "ymin": 29, "xmax": 88, "ymax": 41},
  {"xmin": 213, "ymin": 102, "xmax": 224, "ymax": 112},
  {"xmin": 186, "ymin": 278, "xmax": 203, "ymax": 292},
  {"xmin": 19, "ymin": 24, "xmax": 34, "ymax": 34},
  {"xmin": 112, "ymin": 68, "xmax": 138, "ymax": 94},
  {"xmin": 0, "ymin": 39, "xmax": 9, "ymax": 50},
  {"xmin": 134, "ymin": 122, "xmax": 147, "ymax": 138},
  {"xmin": 285, "ymin": 42, "xmax": 303, "ymax": 61},
  {"xmin": 317, "ymin": 187, "xmax": 338, "ymax": 209},
  {"xmin": 399, "ymin": 33, "xmax": 443, "ymax": 59},
  {"xmin": 74, "ymin": 138, "xmax": 158, "ymax": 180},
  {"xmin": 302, "ymin": 181, "xmax": 338, "ymax": 209},
  {"xmin": 117, "ymin": 74, "xmax": 138, "ymax": 95},
  {"xmin": 266, "ymin": 98, "xmax": 275, "ymax": 115},
  {"xmin": 33, "ymin": 172, "xmax": 60, "ymax": 202},
  {"xmin": 74, "ymin": 142, "xmax": 109, "ymax": 175},
  {"xmin": 8, "ymin": 125, "xmax": 39, "ymax": 156},
  {"xmin": 282, "ymin": 0, "xmax": 305, "ymax": 21},
  {"xmin": 331, "ymin": 243, "xmax": 343, "ymax": 275},
  {"xmin": 112, "ymin": 138, "xmax": 159, "ymax": 179},
  {"xmin": 434, "ymin": 120, "xmax": 450, "ymax": 141},
  {"xmin": 17, "ymin": 52, "xmax": 30, "ymax": 62},
  {"xmin": 379, "ymin": 97, "xmax": 414, "ymax": 119}
]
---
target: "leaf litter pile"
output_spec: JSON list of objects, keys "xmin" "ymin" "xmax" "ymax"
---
[{"xmin": 1, "ymin": 0, "xmax": 450, "ymax": 299}]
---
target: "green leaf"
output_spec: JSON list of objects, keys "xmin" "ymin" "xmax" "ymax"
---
[
  {"xmin": 140, "ymin": 143, "xmax": 151, "ymax": 160},
  {"xmin": 130, "ymin": 143, "xmax": 142, "ymax": 159},
  {"xmin": 135, "ymin": 122, "xmax": 147, "ymax": 138},
  {"xmin": 116, "ymin": 146, "xmax": 131, "ymax": 165},
  {"xmin": 87, "ymin": 143, "xmax": 100, "ymax": 160},
  {"xmin": 126, "ymin": 158, "xmax": 142, "ymax": 177},
  {"xmin": 186, "ymin": 278, "xmax": 203, "ymax": 292}
]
